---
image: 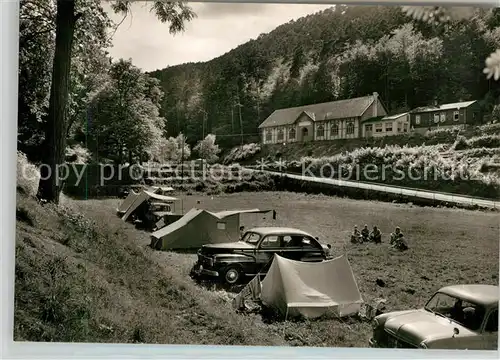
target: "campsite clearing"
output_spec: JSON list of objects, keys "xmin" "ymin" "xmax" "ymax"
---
[{"xmin": 80, "ymin": 191, "xmax": 499, "ymax": 347}]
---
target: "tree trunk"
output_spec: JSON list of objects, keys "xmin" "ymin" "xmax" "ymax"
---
[{"xmin": 37, "ymin": 0, "xmax": 79, "ymax": 204}]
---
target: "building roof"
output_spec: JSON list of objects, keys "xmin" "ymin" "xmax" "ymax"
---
[
  {"xmin": 361, "ymin": 115, "xmax": 386, "ymax": 124},
  {"xmin": 382, "ymin": 112, "xmax": 409, "ymax": 120},
  {"xmin": 438, "ymin": 284, "xmax": 499, "ymax": 307},
  {"xmin": 258, "ymin": 93, "xmax": 381, "ymax": 129},
  {"xmin": 411, "ymin": 101, "xmax": 477, "ymax": 114}
]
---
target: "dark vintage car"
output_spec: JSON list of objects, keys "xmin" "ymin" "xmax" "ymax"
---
[{"xmin": 190, "ymin": 226, "xmax": 332, "ymax": 286}]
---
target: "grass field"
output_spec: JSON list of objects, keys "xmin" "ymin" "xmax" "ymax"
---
[{"xmin": 15, "ymin": 190, "xmax": 499, "ymax": 347}]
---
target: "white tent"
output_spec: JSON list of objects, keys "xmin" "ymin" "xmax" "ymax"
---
[
  {"xmin": 119, "ymin": 190, "xmax": 181, "ymax": 221},
  {"xmin": 234, "ymin": 254, "xmax": 363, "ymax": 319}
]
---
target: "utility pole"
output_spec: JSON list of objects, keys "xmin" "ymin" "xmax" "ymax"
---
[
  {"xmin": 181, "ymin": 133, "xmax": 185, "ymax": 182},
  {"xmin": 201, "ymin": 109, "xmax": 208, "ymax": 138},
  {"xmin": 235, "ymin": 86, "xmax": 243, "ymax": 150}
]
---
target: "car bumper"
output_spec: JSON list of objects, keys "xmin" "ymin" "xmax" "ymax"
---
[{"xmin": 190, "ymin": 263, "xmax": 219, "ymax": 278}]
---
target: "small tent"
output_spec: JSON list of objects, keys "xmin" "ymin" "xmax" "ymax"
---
[
  {"xmin": 234, "ymin": 254, "xmax": 363, "ymax": 319},
  {"xmin": 150, "ymin": 208, "xmax": 273, "ymax": 250},
  {"xmin": 120, "ymin": 190, "xmax": 181, "ymax": 221}
]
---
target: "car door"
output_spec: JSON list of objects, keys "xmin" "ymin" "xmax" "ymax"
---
[
  {"xmin": 481, "ymin": 309, "xmax": 498, "ymax": 350},
  {"xmin": 255, "ymin": 235, "xmax": 281, "ymax": 274}
]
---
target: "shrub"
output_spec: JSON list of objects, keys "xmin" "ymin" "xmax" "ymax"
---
[
  {"xmin": 65, "ymin": 144, "xmax": 91, "ymax": 164},
  {"xmin": 264, "ymin": 144, "xmax": 500, "ymax": 199},
  {"xmin": 223, "ymin": 143, "xmax": 261, "ymax": 164},
  {"xmin": 17, "ymin": 151, "xmax": 40, "ymax": 196}
]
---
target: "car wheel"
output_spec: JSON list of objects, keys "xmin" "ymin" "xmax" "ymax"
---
[{"xmin": 223, "ymin": 266, "xmax": 241, "ymax": 285}]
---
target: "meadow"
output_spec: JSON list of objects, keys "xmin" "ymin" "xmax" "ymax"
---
[{"xmin": 14, "ymin": 187, "xmax": 499, "ymax": 347}]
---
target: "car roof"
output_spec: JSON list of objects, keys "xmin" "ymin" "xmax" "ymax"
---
[
  {"xmin": 438, "ymin": 284, "xmax": 499, "ymax": 307},
  {"xmin": 247, "ymin": 227, "xmax": 315, "ymax": 237}
]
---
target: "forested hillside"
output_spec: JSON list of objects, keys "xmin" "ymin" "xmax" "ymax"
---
[{"xmin": 149, "ymin": 5, "xmax": 500, "ymax": 149}]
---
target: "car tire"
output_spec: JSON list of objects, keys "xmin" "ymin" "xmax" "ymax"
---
[{"xmin": 222, "ymin": 266, "xmax": 241, "ymax": 285}]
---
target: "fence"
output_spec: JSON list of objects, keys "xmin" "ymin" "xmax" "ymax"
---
[{"xmin": 245, "ymin": 168, "xmax": 499, "ymax": 210}]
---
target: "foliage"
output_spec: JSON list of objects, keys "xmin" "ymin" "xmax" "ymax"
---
[
  {"xmin": 87, "ymin": 59, "xmax": 165, "ymax": 163},
  {"xmin": 193, "ymin": 134, "xmax": 221, "ymax": 164},
  {"xmin": 401, "ymin": 6, "xmax": 500, "ymax": 81},
  {"xmin": 65, "ymin": 144, "xmax": 91, "ymax": 164},
  {"xmin": 17, "ymin": 151, "xmax": 41, "ymax": 197},
  {"xmin": 223, "ymin": 143, "xmax": 262, "ymax": 164},
  {"xmin": 151, "ymin": 134, "xmax": 191, "ymax": 163},
  {"xmin": 265, "ymin": 144, "xmax": 500, "ymax": 199}
]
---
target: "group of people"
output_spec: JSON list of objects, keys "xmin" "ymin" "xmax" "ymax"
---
[{"xmin": 351, "ymin": 225, "xmax": 408, "ymax": 251}]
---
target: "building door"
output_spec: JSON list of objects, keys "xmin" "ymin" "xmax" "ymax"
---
[
  {"xmin": 300, "ymin": 127, "xmax": 309, "ymax": 142},
  {"xmin": 365, "ymin": 124, "xmax": 373, "ymax": 138}
]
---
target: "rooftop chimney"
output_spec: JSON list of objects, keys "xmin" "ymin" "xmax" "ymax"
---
[{"xmin": 373, "ymin": 92, "xmax": 379, "ymax": 117}]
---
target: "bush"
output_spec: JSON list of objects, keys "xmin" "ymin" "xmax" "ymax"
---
[
  {"xmin": 65, "ymin": 144, "xmax": 91, "ymax": 164},
  {"xmin": 223, "ymin": 143, "xmax": 261, "ymax": 164},
  {"xmin": 265, "ymin": 144, "xmax": 500, "ymax": 199},
  {"xmin": 17, "ymin": 151, "xmax": 40, "ymax": 196}
]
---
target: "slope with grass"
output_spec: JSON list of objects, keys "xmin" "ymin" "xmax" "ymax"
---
[{"xmin": 14, "ymin": 189, "xmax": 286, "ymax": 345}]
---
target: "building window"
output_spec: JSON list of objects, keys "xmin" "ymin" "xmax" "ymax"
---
[
  {"xmin": 375, "ymin": 124, "xmax": 383, "ymax": 133},
  {"xmin": 415, "ymin": 115, "xmax": 421, "ymax": 125},
  {"xmin": 365, "ymin": 124, "xmax": 373, "ymax": 132},
  {"xmin": 316, "ymin": 124, "xmax": 325, "ymax": 138},
  {"xmin": 403, "ymin": 123, "xmax": 408, "ymax": 132},
  {"xmin": 440, "ymin": 113, "xmax": 446, "ymax": 123},
  {"xmin": 397, "ymin": 122, "xmax": 402, "ymax": 132},
  {"xmin": 302, "ymin": 127, "xmax": 308, "ymax": 137},
  {"xmin": 385, "ymin": 122, "xmax": 393, "ymax": 132},
  {"xmin": 331, "ymin": 123, "xmax": 339, "ymax": 136},
  {"xmin": 265, "ymin": 130, "xmax": 272, "ymax": 142},
  {"xmin": 473, "ymin": 112, "xmax": 477, "ymax": 119},
  {"xmin": 434, "ymin": 113, "xmax": 439, "ymax": 124},
  {"xmin": 277, "ymin": 129, "xmax": 284, "ymax": 141},
  {"xmin": 454, "ymin": 111, "xmax": 459, "ymax": 121},
  {"xmin": 346, "ymin": 122, "xmax": 355, "ymax": 135},
  {"xmin": 289, "ymin": 128, "xmax": 296, "ymax": 140}
]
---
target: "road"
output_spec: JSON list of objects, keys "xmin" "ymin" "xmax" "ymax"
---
[{"xmin": 245, "ymin": 168, "xmax": 499, "ymax": 210}]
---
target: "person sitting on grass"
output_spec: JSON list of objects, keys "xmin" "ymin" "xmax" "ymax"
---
[
  {"xmin": 351, "ymin": 225, "xmax": 361, "ymax": 244},
  {"xmin": 370, "ymin": 226, "xmax": 382, "ymax": 244},
  {"xmin": 361, "ymin": 224, "xmax": 370, "ymax": 242},
  {"xmin": 390, "ymin": 226, "xmax": 403, "ymax": 245}
]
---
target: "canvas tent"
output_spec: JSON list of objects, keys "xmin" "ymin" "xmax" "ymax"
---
[
  {"xmin": 150, "ymin": 208, "xmax": 274, "ymax": 250},
  {"xmin": 119, "ymin": 190, "xmax": 181, "ymax": 221},
  {"xmin": 233, "ymin": 254, "xmax": 363, "ymax": 319}
]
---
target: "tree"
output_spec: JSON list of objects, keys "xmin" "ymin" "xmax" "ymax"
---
[
  {"xmin": 88, "ymin": 59, "xmax": 165, "ymax": 164},
  {"xmin": 401, "ymin": 6, "xmax": 500, "ymax": 81},
  {"xmin": 194, "ymin": 134, "xmax": 221, "ymax": 164},
  {"xmin": 37, "ymin": 0, "xmax": 196, "ymax": 204}
]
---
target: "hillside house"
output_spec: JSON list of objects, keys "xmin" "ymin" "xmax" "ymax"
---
[
  {"xmin": 409, "ymin": 100, "xmax": 483, "ymax": 134},
  {"xmin": 258, "ymin": 92, "xmax": 389, "ymax": 144},
  {"xmin": 361, "ymin": 112, "xmax": 410, "ymax": 138}
]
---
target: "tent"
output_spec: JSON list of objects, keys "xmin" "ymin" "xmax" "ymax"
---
[
  {"xmin": 233, "ymin": 254, "xmax": 363, "ymax": 319},
  {"xmin": 119, "ymin": 190, "xmax": 181, "ymax": 221},
  {"xmin": 150, "ymin": 208, "xmax": 273, "ymax": 250}
]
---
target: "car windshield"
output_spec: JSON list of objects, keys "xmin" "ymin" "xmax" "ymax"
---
[
  {"xmin": 242, "ymin": 232, "xmax": 261, "ymax": 245},
  {"xmin": 424, "ymin": 292, "xmax": 486, "ymax": 331}
]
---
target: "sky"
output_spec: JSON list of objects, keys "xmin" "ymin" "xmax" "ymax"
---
[{"xmin": 103, "ymin": 1, "xmax": 334, "ymax": 72}]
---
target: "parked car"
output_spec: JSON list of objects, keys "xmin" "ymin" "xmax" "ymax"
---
[
  {"xmin": 190, "ymin": 226, "xmax": 332, "ymax": 286},
  {"xmin": 369, "ymin": 284, "xmax": 498, "ymax": 350}
]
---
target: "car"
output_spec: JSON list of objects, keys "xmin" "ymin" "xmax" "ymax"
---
[
  {"xmin": 189, "ymin": 226, "xmax": 332, "ymax": 286},
  {"xmin": 369, "ymin": 284, "xmax": 498, "ymax": 350}
]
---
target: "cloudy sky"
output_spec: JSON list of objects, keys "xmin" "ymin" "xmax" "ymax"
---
[{"xmin": 103, "ymin": 2, "xmax": 334, "ymax": 72}]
